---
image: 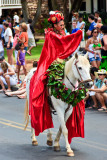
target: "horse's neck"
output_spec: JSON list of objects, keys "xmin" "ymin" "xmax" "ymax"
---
[{"xmin": 63, "ymin": 59, "xmax": 77, "ymax": 90}]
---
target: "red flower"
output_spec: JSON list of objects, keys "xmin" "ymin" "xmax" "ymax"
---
[{"xmin": 48, "ymin": 12, "xmax": 64, "ymax": 24}]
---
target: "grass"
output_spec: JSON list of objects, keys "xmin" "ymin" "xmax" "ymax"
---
[
  {"xmin": 25, "ymin": 45, "xmax": 43, "ymax": 60},
  {"xmin": 4, "ymin": 44, "xmax": 43, "ymax": 62}
]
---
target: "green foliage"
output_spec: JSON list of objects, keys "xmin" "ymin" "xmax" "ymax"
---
[
  {"xmin": 35, "ymin": 18, "xmax": 50, "ymax": 34},
  {"xmin": 104, "ymin": 19, "xmax": 107, "ymax": 24},
  {"xmin": 100, "ymin": 11, "xmax": 107, "ymax": 24},
  {"xmin": 47, "ymin": 61, "xmax": 87, "ymax": 107}
]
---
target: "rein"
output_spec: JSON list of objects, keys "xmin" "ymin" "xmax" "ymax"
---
[
  {"xmin": 66, "ymin": 59, "xmax": 92, "ymax": 91},
  {"xmin": 74, "ymin": 60, "xmax": 83, "ymax": 82},
  {"xmin": 66, "ymin": 76, "xmax": 75, "ymax": 89},
  {"xmin": 74, "ymin": 60, "xmax": 92, "ymax": 85}
]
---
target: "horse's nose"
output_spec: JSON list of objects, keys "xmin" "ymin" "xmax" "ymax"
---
[{"xmin": 87, "ymin": 81, "xmax": 93, "ymax": 88}]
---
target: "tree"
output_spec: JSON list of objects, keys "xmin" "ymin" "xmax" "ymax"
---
[
  {"xmin": 21, "ymin": 0, "xmax": 83, "ymax": 30},
  {"xmin": 69, "ymin": 0, "xmax": 83, "ymax": 21},
  {"xmin": 48, "ymin": 0, "xmax": 60, "ymax": 11},
  {"xmin": 31, "ymin": 0, "xmax": 42, "ymax": 27},
  {"xmin": 64, "ymin": 0, "xmax": 83, "ymax": 31},
  {"xmin": 21, "ymin": 0, "xmax": 28, "ymax": 22},
  {"xmin": 21, "ymin": 0, "xmax": 42, "ymax": 27}
]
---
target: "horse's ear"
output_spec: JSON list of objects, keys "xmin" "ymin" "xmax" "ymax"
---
[
  {"xmin": 75, "ymin": 53, "xmax": 78, "ymax": 59},
  {"xmin": 84, "ymin": 52, "xmax": 88, "ymax": 59}
]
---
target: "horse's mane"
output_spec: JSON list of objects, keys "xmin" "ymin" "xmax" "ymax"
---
[
  {"xmin": 64, "ymin": 56, "xmax": 75, "ymax": 76},
  {"xmin": 65, "ymin": 54, "xmax": 90, "ymax": 76}
]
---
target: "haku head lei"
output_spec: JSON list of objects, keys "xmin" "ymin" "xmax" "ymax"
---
[{"xmin": 48, "ymin": 11, "xmax": 64, "ymax": 24}]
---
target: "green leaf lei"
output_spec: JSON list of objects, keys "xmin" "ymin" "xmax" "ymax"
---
[{"xmin": 47, "ymin": 61, "xmax": 86, "ymax": 107}]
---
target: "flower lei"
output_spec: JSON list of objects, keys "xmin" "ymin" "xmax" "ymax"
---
[{"xmin": 47, "ymin": 61, "xmax": 86, "ymax": 107}]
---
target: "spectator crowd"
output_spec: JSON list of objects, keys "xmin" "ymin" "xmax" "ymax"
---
[
  {"xmin": 0, "ymin": 11, "xmax": 107, "ymax": 112},
  {"xmin": 70, "ymin": 11, "xmax": 107, "ymax": 111}
]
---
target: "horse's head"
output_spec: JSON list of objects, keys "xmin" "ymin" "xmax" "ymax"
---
[{"xmin": 72, "ymin": 53, "xmax": 93, "ymax": 88}]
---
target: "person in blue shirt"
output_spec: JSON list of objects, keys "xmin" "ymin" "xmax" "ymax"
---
[
  {"xmin": 71, "ymin": 20, "xmax": 79, "ymax": 34},
  {"xmin": 86, "ymin": 14, "xmax": 96, "ymax": 38}
]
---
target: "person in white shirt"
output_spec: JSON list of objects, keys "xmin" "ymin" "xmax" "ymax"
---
[
  {"xmin": 27, "ymin": 19, "xmax": 36, "ymax": 55},
  {"xmin": 77, "ymin": 15, "xmax": 85, "ymax": 40},
  {"xmin": 3, "ymin": 21, "xmax": 14, "ymax": 66},
  {"xmin": 13, "ymin": 12, "xmax": 19, "ymax": 25},
  {"xmin": 0, "ymin": 56, "xmax": 17, "ymax": 92}
]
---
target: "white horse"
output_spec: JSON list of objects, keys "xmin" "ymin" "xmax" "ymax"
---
[{"xmin": 25, "ymin": 53, "xmax": 92, "ymax": 156}]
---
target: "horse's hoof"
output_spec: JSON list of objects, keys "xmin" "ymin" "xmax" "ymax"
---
[
  {"xmin": 54, "ymin": 146, "xmax": 61, "ymax": 152},
  {"xmin": 67, "ymin": 151, "xmax": 74, "ymax": 157},
  {"xmin": 32, "ymin": 140, "xmax": 38, "ymax": 146},
  {"xmin": 47, "ymin": 140, "xmax": 53, "ymax": 146}
]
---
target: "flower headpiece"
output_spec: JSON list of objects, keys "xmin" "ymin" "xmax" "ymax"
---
[{"xmin": 48, "ymin": 11, "xmax": 64, "ymax": 24}]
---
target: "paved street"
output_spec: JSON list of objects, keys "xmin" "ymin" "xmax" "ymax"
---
[{"xmin": 0, "ymin": 92, "xmax": 107, "ymax": 160}]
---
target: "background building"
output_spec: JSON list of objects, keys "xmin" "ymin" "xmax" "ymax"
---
[
  {"xmin": 0, "ymin": 0, "xmax": 22, "ymax": 17},
  {"xmin": 80, "ymin": 0, "xmax": 107, "ymax": 13}
]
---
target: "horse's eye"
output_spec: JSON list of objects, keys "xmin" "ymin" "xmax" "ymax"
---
[{"xmin": 78, "ymin": 67, "xmax": 82, "ymax": 70}]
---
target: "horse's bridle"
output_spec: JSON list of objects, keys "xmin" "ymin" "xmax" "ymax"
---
[
  {"xmin": 74, "ymin": 60, "xmax": 83, "ymax": 82},
  {"xmin": 66, "ymin": 59, "xmax": 92, "ymax": 90}
]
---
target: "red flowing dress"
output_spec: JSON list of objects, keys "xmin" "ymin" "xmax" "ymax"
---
[{"xmin": 30, "ymin": 29, "xmax": 85, "ymax": 144}]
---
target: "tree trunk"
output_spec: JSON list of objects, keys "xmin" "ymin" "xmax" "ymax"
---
[
  {"xmin": 51, "ymin": 0, "xmax": 60, "ymax": 10},
  {"xmin": 48, "ymin": 0, "xmax": 53, "ymax": 11},
  {"xmin": 21, "ymin": 0, "xmax": 28, "ymax": 22},
  {"xmin": 63, "ymin": 0, "xmax": 70, "ymax": 30},
  {"xmin": 70, "ymin": 0, "xmax": 83, "ymax": 12},
  {"xmin": 69, "ymin": 0, "xmax": 83, "ymax": 22},
  {"xmin": 74, "ymin": 0, "xmax": 83, "ymax": 11},
  {"xmin": 32, "ymin": 0, "xmax": 42, "ymax": 27},
  {"xmin": 65, "ymin": 0, "xmax": 83, "ymax": 32}
]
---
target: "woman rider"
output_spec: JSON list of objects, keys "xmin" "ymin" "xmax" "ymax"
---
[{"xmin": 29, "ymin": 11, "xmax": 84, "ymax": 143}]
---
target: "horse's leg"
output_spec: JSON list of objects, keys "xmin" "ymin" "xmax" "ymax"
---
[
  {"xmin": 54, "ymin": 126, "xmax": 62, "ymax": 151},
  {"xmin": 54, "ymin": 107, "xmax": 74, "ymax": 156},
  {"xmin": 47, "ymin": 129, "xmax": 53, "ymax": 146},
  {"xmin": 31, "ymin": 128, "xmax": 38, "ymax": 146},
  {"xmin": 54, "ymin": 107, "xmax": 74, "ymax": 157}
]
